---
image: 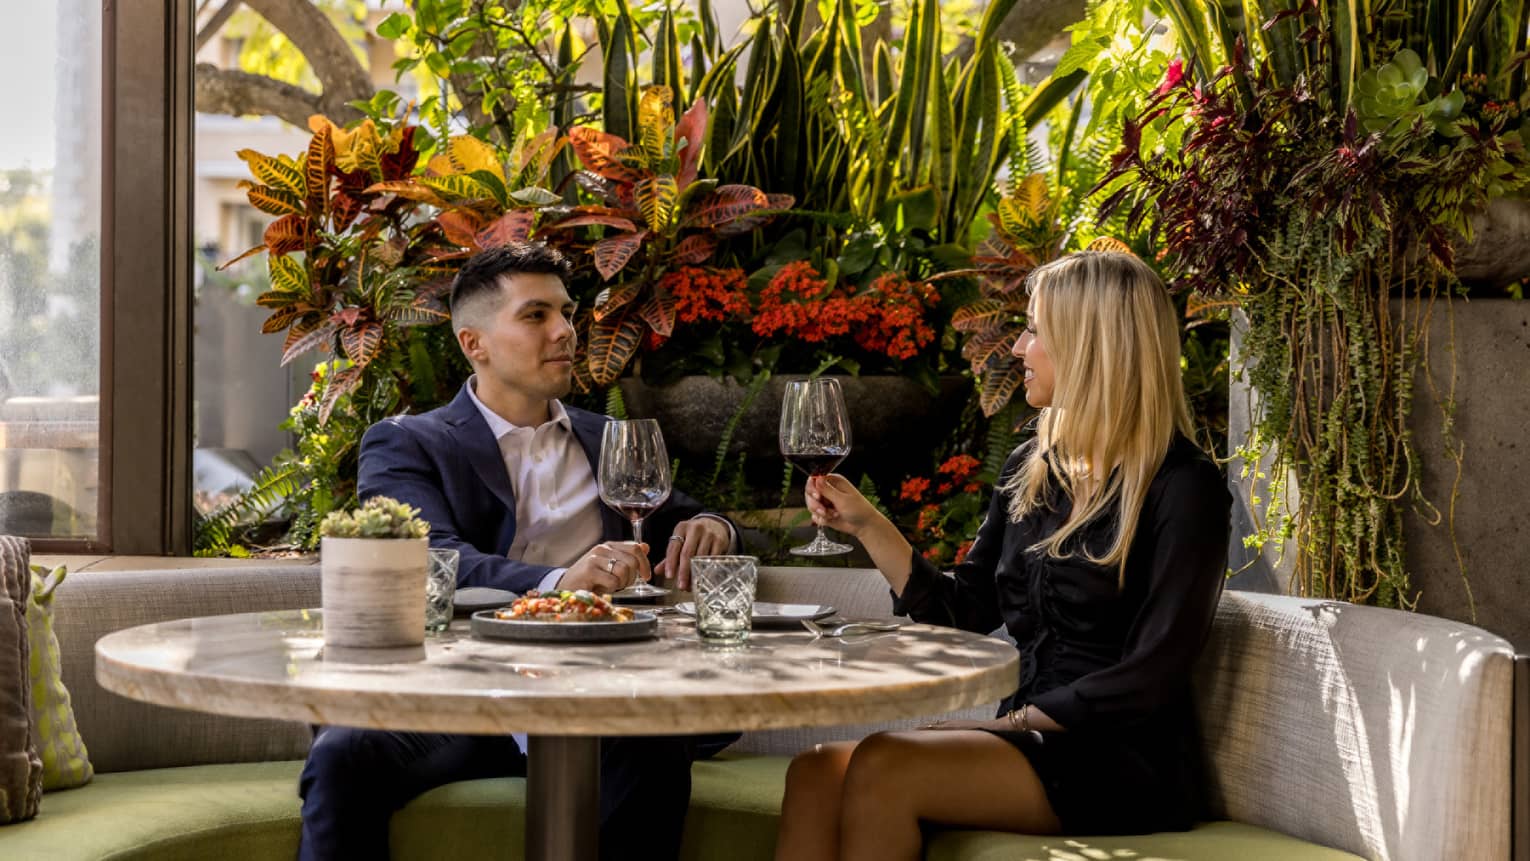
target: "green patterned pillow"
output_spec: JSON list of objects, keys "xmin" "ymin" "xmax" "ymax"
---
[{"xmin": 27, "ymin": 564, "xmax": 91, "ymax": 791}]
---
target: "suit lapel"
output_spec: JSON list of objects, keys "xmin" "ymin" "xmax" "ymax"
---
[
  {"xmin": 443, "ymin": 386, "xmax": 519, "ymax": 518},
  {"xmin": 567, "ymin": 407, "xmax": 626, "ymax": 539}
]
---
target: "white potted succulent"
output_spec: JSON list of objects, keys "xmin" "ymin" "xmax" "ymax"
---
[{"xmin": 319, "ymin": 496, "xmax": 430, "ymax": 649}]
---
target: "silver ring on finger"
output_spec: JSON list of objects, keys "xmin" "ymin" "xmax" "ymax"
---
[
  {"xmin": 606, "ymin": 557, "xmax": 615, "ymax": 573},
  {"xmin": 668, "ymin": 535, "xmax": 684, "ymax": 543}
]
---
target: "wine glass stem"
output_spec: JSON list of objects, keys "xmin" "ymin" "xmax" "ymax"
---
[
  {"xmin": 632, "ymin": 518, "xmax": 645, "ymax": 581},
  {"xmin": 814, "ymin": 524, "xmax": 830, "ymax": 545}
]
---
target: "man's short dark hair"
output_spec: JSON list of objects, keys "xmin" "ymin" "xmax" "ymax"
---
[{"xmin": 449, "ymin": 243, "xmax": 574, "ymax": 328}]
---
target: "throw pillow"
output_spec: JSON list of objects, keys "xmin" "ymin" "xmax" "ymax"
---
[
  {"xmin": 27, "ymin": 563, "xmax": 92, "ymax": 790},
  {"xmin": 0, "ymin": 536, "xmax": 42, "ymax": 822}
]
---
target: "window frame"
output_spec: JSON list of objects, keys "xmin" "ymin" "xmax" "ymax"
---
[{"xmin": 28, "ymin": 0, "xmax": 195, "ymax": 555}]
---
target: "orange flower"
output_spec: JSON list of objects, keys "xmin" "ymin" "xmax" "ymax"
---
[
  {"xmin": 662, "ymin": 266, "xmax": 749, "ymax": 325},
  {"xmin": 939, "ymin": 455, "xmax": 981, "ymax": 481},
  {"xmin": 899, "ymin": 477, "xmax": 931, "ymax": 502},
  {"xmin": 954, "ymin": 540, "xmax": 974, "ymax": 564}
]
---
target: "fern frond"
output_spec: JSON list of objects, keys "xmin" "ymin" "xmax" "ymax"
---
[
  {"xmin": 710, "ymin": 371, "xmax": 771, "ymax": 489},
  {"xmin": 194, "ymin": 461, "xmax": 304, "ymax": 555},
  {"xmin": 605, "ymin": 385, "xmax": 629, "ymax": 419}
]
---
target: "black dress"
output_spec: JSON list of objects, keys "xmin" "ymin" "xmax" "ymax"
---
[{"xmin": 894, "ymin": 434, "xmax": 1232, "ymax": 835}]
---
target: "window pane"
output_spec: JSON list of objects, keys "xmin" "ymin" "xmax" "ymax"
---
[{"xmin": 0, "ymin": 0, "xmax": 102, "ymax": 539}]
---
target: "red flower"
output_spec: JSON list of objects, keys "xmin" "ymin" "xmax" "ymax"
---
[
  {"xmin": 642, "ymin": 329, "xmax": 669, "ymax": 352},
  {"xmin": 899, "ymin": 477, "xmax": 931, "ymax": 502},
  {"xmin": 938, "ymin": 454, "xmax": 981, "ymax": 481},
  {"xmin": 1155, "ymin": 58, "xmax": 1186, "ymax": 97},
  {"xmin": 752, "ymin": 265, "xmax": 939, "ymax": 361},
  {"xmin": 662, "ymin": 266, "xmax": 749, "ymax": 326},
  {"xmin": 954, "ymin": 540, "xmax": 974, "ymax": 564},
  {"xmin": 916, "ymin": 504, "xmax": 943, "ymax": 538}
]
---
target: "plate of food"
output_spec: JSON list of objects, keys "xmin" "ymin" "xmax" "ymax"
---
[
  {"xmin": 672, "ymin": 601, "xmax": 836, "ymax": 627},
  {"xmin": 470, "ymin": 590, "xmax": 659, "ymax": 643}
]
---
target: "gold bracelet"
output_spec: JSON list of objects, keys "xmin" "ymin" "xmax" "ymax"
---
[{"xmin": 1007, "ymin": 704, "xmax": 1029, "ymax": 732}]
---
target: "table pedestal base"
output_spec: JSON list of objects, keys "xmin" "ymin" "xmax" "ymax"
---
[{"xmin": 526, "ymin": 734, "xmax": 600, "ymax": 861}]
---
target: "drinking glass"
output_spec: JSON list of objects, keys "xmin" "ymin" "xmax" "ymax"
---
[
  {"xmin": 425, "ymin": 548, "xmax": 459, "ymax": 633},
  {"xmin": 780, "ymin": 378, "xmax": 853, "ymax": 556},
  {"xmin": 692, "ymin": 555, "xmax": 758, "ymax": 646},
  {"xmin": 598, "ymin": 419, "xmax": 672, "ymax": 598}
]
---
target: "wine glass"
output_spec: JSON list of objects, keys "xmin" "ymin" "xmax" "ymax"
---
[
  {"xmin": 780, "ymin": 378, "xmax": 854, "ymax": 556},
  {"xmin": 598, "ymin": 419, "xmax": 673, "ymax": 598}
]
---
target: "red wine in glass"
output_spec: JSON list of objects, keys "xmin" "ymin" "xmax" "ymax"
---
[
  {"xmin": 779, "ymin": 379, "xmax": 854, "ymax": 556},
  {"xmin": 785, "ymin": 448, "xmax": 848, "ymax": 477}
]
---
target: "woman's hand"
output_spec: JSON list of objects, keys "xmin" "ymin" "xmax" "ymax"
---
[{"xmin": 805, "ymin": 474, "xmax": 883, "ymax": 539}]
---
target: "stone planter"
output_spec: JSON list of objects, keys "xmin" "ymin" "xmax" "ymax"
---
[
  {"xmin": 1228, "ymin": 298, "xmax": 1530, "ymax": 650},
  {"xmin": 618, "ymin": 374, "xmax": 972, "ymax": 462},
  {"xmin": 320, "ymin": 537, "xmax": 428, "ymax": 649}
]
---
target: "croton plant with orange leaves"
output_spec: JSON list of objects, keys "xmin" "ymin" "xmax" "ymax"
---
[
  {"xmin": 224, "ymin": 115, "xmax": 461, "ymax": 425},
  {"xmin": 543, "ymin": 86, "xmax": 792, "ymax": 389},
  {"xmin": 930, "ymin": 172, "xmax": 1132, "ymax": 417},
  {"xmin": 228, "ymin": 86, "xmax": 791, "ymax": 413}
]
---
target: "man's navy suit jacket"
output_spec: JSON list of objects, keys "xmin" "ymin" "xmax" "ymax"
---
[{"xmin": 357, "ymin": 385, "xmax": 711, "ymax": 595}]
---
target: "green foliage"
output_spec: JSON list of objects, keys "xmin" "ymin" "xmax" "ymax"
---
[
  {"xmin": 319, "ymin": 494, "xmax": 429, "ymax": 539},
  {"xmin": 1099, "ymin": 0, "xmax": 1530, "ymax": 608},
  {"xmin": 203, "ymin": 0, "xmax": 1238, "ymax": 559},
  {"xmin": 193, "ymin": 461, "xmax": 302, "ymax": 558}
]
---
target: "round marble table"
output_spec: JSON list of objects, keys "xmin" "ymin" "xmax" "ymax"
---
[{"xmin": 96, "ymin": 610, "xmax": 1018, "ymax": 860}]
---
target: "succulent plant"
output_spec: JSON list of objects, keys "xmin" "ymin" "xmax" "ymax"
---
[{"xmin": 319, "ymin": 496, "xmax": 429, "ymax": 539}]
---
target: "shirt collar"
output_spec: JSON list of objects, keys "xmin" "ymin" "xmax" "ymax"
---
[{"xmin": 466, "ymin": 374, "xmax": 571, "ymax": 440}]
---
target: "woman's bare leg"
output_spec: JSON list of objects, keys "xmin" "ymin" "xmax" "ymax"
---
[
  {"xmin": 774, "ymin": 741, "xmax": 858, "ymax": 861},
  {"xmin": 838, "ymin": 730, "xmax": 1061, "ymax": 861}
]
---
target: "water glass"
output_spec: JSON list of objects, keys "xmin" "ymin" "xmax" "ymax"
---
[
  {"xmin": 425, "ymin": 548, "xmax": 459, "ymax": 633},
  {"xmin": 692, "ymin": 555, "xmax": 758, "ymax": 646}
]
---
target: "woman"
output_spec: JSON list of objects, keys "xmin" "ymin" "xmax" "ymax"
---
[{"xmin": 775, "ymin": 251, "xmax": 1232, "ymax": 861}]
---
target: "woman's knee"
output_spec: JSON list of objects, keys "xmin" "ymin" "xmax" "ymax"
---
[
  {"xmin": 840, "ymin": 732, "xmax": 916, "ymax": 798},
  {"xmin": 784, "ymin": 743, "xmax": 852, "ymax": 798}
]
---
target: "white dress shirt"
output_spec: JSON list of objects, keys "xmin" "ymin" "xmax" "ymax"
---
[
  {"xmin": 466, "ymin": 376, "xmax": 737, "ymax": 596},
  {"xmin": 466, "ymin": 377, "xmax": 604, "ymax": 593}
]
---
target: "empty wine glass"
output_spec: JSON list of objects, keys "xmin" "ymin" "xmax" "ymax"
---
[
  {"xmin": 780, "ymin": 378, "xmax": 853, "ymax": 556},
  {"xmin": 598, "ymin": 419, "xmax": 672, "ymax": 598}
]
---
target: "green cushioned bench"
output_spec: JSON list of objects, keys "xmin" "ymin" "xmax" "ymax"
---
[
  {"xmin": 0, "ymin": 756, "xmax": 1363, "ymax": 861},
  {"xmin": 0, "ymin": 562, "xmax": 1518, "ymax": 860}
]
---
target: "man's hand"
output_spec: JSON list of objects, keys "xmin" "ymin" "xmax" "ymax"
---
[
  {"xmin": 557, "ymin": 541, "xmax": 650, "ymax": 594},
  {"xmin": 654, "ymin": 516, "xmax": 733, "ymax": 590}
]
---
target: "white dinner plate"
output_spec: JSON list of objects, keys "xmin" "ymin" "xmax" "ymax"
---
[
  {"xmin": 453, "ymin": 587, "xmax": 518, "ymax": 616},
  {"xmin": 673, "ymin": 601, "xmax": 836, "ymax": 627}
]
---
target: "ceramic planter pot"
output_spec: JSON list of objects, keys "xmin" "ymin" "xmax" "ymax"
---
[{"xmin": 320, "ymin": 537, "xmax": 429, "ymax": 648}]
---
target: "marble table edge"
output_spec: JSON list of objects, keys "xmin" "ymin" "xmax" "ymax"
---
[{"xmin": 95, "ymin": 649, "xmax": 1019, "ymax": 737}]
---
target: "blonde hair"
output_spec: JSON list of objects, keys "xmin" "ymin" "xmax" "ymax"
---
[{"xmin": 1000, "ymin": 251, "xmax": 1194, "ymax": 583}]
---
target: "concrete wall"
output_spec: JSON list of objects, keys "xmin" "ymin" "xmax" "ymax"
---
[{"xmin": 1228, "ymin": 299, "xmax": 1530, "ymax": 651}]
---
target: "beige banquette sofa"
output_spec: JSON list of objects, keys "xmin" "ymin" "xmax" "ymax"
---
[{"xmin": 0, "ymin": 560, "xmax": 1523, "ymax": 860}]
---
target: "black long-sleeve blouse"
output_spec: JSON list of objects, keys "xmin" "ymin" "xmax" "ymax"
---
[{"xmin": 894, "ymin": 435, "xmax": 1232, "ymax": 732}]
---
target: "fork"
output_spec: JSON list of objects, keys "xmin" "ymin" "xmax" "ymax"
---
[{"xmin": 801, "ymin": 618, "xmax": 904, "ymax": 639}]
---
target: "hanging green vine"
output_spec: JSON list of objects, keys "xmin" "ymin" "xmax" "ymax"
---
[{"xmin": 1099, "ymin": 6, "xmax": 1529, "ymax": 607}]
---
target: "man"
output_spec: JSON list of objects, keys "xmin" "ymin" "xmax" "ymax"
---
[{"xmin": 298, "ymin": 243, "xmax": 737, "ymax": 861}]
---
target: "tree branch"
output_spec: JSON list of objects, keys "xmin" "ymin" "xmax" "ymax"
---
[
  {"xmin": 992, "ymin": 0, "xmax": 1086, "ymax": 60},
  {"xmin": 239, "ymin": 0, "xmax": 373, "ymax": 108},
  {"xmin": 195, "ymin": 63, "xmax": 321, "ymax": 127},
  {"xmin": 196, "ymin": 0, "xmax": 242, "ymax": 53}
]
